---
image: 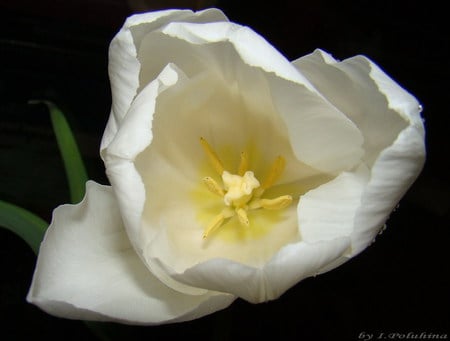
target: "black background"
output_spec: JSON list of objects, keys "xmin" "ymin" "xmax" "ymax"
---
[{"xmin": 0, "ymin": 0, "xmax": 448, "ymax": 340}]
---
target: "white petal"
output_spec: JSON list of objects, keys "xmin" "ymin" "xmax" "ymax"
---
[
  {"xmin": 267, "ymin": 73, "xmax": 364, "ymax": 173},
  {"xmin": 137, "ymin": 22, "xmax": 364, "ymax": 173},
  {"xmin": 299, "ymin": 165, "xmax": 369, "ymax": 243},
  {"xmin": 104, "ymin": 64, "xmax": 183, "ymax": 249},
  {"xmin": 27, "ymin": 181, "xmax": 235, "ymax": 325},
  {"xmin": 263, "ymin": 237, "xmax": 350, "ymax": 300},
  {"xmin": 293, "ymin": 49, "xmax": 412, "ymax": 166},
  {"xmin": 351, "ymin": 56, "xmax": 425, "ymax": 255},
  {"xmin": 289, "ymin": 166, "xmax": 370, "ymax": 275},
  {"xmin": 294, "ymin": 48, "xmax": 426, "ymax": 256},
  {"xmin": 104, "ymin": 65, "xmax": 219, "ymax": 296},
  {"xmin": 154, "ymin": 21, "xmax": 312, "ymax": 86},
  {"xmin": 101, "ymin": 8, "xmax": 228, "ymax": 152},
  {"xmin": 351, "ymin": 122, "xmax": 425, "ymax": 255},
  {"xmin": 166, "ymin": 237, "xmax": 350, "ymax": 303}
]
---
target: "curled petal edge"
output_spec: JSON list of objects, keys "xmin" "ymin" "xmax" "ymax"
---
[
  {"xmin": 27, "ymin": 181, "xmax": 235, "ymax": 325},
  {"xmin": 101, "ymin": 8, "xmax": 229, "ymax": 152}
]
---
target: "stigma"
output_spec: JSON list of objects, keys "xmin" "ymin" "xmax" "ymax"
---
[{"xmin": 200, "ymin": 137, "xmax": 293, "ymax": 239}]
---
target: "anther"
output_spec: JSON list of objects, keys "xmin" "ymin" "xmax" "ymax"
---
[
  {"xmin": 253, "ymin": 156, "xmax": 286, "ymax": 199},
  {"xmin": 202, "ymin": 208, "xmax": 234, "ymax": 239},
  {"xmin": 238, "ymin": 151, "xmax": 249, "ymax": 176},
  {"xmin": 236, "ymin": 208, "xmax": 250, "ymax": 226},
  {"xmin": 249, "ymin": 195, "xmax": 293, "ymax": 210},
  {"xmin": 203, "ymin": 177, "xmax": 225, "ymax": 197},
  {"xmin": 261, "ymin": 156, "xmax": 286, "ymax": 190},
  {"xmin": 200, "ymin": 137, "xmax": 225, "ymax": 175}
]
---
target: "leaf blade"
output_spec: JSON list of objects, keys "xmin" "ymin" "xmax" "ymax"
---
[
  {"xmin": 0, "ymin": 200, "xmax": 48, "ymax": 254},
  {"xmin": 31, "ymin": 101, "xmax": 89, "ymax": 204}
]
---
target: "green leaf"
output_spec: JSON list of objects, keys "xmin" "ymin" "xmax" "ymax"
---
[
  {"xmin": 30, "ymin": 100, "xmax": 88, "ymax": 204},
  {"xmin": 0, "ymin": 200, "xmax": 48, "ymax": 254}
]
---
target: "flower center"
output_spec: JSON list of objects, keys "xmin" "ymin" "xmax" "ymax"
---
[{"xmin": 200, "ymin": 137, "xmax": 293, "ymax": 239}]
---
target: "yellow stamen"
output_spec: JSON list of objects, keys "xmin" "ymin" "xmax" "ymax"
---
[
  {"xmin": 237, "ymin": 151, "xmax": 249, "ymax": 176},
  {"xmin": 202, "ymin": 208, "xmax": 234, "ymax": 239},
  {"xmin": 249, "ymin": 195, "xmax": 293, "ymax": 210},
  {"xmin": 202, "ymin": 177, "xmax": 225, "ymax": 197},
  {"xmin": 236, "ymin": 207, "xmax": 249, "ymax": 226},
  {"xmin": 261, "ymin": 156, "xmax": 286, "ymax": 190},
  {"xmin": 200, "ymin": 137, "xmax": 225, "ymax": 175},
  {"xmin": 199, "ymin": 139, "xmax": 293, "ymax": 240}
]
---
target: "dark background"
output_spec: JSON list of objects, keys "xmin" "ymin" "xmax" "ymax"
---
[{"xmin": 0, "ymin": 0, "xmax": 448, "ymax": 340}]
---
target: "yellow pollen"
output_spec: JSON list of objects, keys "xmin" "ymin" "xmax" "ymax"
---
[{"xmin": 200, "ymin": 138, "xmax": 293, "ymax": 239}]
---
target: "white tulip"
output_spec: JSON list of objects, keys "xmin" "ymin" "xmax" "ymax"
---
[{"xmin": 27, "ymin": 8, "xmax": 425, "ymax": 325}]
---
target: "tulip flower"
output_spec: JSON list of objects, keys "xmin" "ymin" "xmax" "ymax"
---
[{"xmin": 27, "ymin": 8, "xmax": 425, "ymax": 325}]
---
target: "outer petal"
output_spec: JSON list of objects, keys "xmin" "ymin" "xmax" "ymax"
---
[
  {"xmin": 292, "ymin": 49, "xmax": 410, "ymax": 166},
  {"xmin": 149, "ymin": 21, "xmax": 313, "ymax": 85},
  {"xmin": 104, "ymin": 65, "xmax": 224, "ymax": 296},
  {"xmin": 101, "ymin": 8, "xmax": 228, "ymax": 152},
  {"xmin": 294, "ymin": 49, "xmax": 425, "ymax": 257},
  {"xmin": 27, "ymin": 181, "xmax": 235, "ymax": 325},
  {"xmin": 351, "ymin": 118, "xmax": 425, "ymax": 255},
  {"xmin": 351, "ymin": 58, "xmax": 425, "ymax": 254},
  {"xmin": 104, "ymin": 64, "xmax": 182, "ymax": 249},
  {"xmin": 167, "ymin": 237, "xmax": 350, "ymax": 303}
]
